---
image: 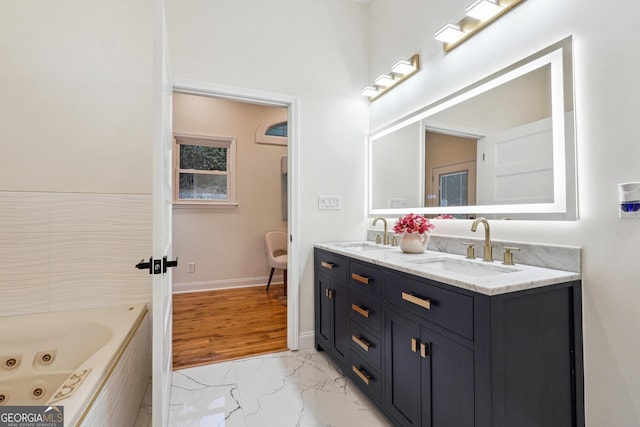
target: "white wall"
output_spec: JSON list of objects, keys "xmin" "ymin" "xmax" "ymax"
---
[
  {"xmin": 0, "ymin": 0, "xmax": 154, "ymax": 315},
  {"xmin": 0, "ymin": 0, "xmax": 154, "ymax": 194},
  {"xmin": 371, "ymin": 121, "xmax": 422, "ymax": 209},
  {"xmin": 369, "ymin": 0, "xmax": 640, "ymax": 424},
  {"xmin": 164, "ymin": 0, "xmax": 370, "ymax": 335},
  {"xmin": 172, "ymin": 94, "xmax": 288, "ymax": 290}
]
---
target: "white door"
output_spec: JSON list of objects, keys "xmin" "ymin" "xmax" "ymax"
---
[
  {"xmin": 476, "ymin": 117, "xmax": 554, "ymax": 206},
  {"xmin": 152, "ymin": 1, "xmax": 174, "ymax": 425}
]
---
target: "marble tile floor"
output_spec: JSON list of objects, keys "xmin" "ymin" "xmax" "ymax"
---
[{"xmin": 134, "ymin": 348, "xmax": 393, "ymax": 427}]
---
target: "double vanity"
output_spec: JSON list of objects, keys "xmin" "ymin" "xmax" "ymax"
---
[{"xmin": 314, "ymin": 238, "xmax": 584, "ymax": 427}]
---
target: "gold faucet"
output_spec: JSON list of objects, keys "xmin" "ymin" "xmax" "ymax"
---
[
  {"xmin": 373, "ymin": 217, "xmax": 388, "ymax": 245},
  {"xmin": 471, "ymin": 217, "xmax": 493, "ymax": 262}
]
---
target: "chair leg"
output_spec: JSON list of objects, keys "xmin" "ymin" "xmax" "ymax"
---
[
  {"xmin": 284, "ymin": 269, "xmax": 287, "ymax": 296},
  {"xmin": 266, "ymin": 268, "xmax": 275, "ymax": 292}
]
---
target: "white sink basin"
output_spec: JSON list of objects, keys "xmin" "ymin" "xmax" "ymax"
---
[
  {"xmin": 407, "ymin": 258, "xmax": 519, "ymax": 277},
  {"xmin": 333, "ymin": 242, "xmax": 394, "ymax": 251}
]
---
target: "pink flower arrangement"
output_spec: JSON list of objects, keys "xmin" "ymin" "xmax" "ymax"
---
[
  {"xmin": 393, "ymin": 213, "xmax": 435, "ymax": 235},
  {"xmin": 435, "ymin": 214, "xmax": 455, "ymax": 220}
]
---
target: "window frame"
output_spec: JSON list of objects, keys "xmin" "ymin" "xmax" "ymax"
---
[{"xmin": 173, "ymin": 133, "xmax": 237, "ymax": 206}]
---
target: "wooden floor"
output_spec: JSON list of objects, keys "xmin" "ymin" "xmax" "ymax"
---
[{"xmin": 172, "ymin": 284, "xmax": 288, "ymax": 370}]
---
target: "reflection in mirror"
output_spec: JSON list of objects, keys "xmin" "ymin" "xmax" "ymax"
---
[
  {"xmin": 371, "ymin": 121, "xmax": 423, "ymax": 210},
  {"xmin": 369, "ymin": 37, "xmax": 576, "ymax": 220}
]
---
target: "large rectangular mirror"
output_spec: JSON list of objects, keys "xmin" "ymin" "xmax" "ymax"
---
[{"xmin": 368, "ymin": 37, "xmax": 577, "ymax": 220}]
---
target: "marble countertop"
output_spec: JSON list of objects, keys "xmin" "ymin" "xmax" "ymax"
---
[{"xmin": 315, "ymin": 241, "xmax": 581, "ymax": 296}]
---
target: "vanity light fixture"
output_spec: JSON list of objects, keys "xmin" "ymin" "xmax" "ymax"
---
[
  {"xmin": 434, "ymin": 23, "xmax": 465, "ymax": 44},
  {"xmin": 361, "ymin": 54, "xmax": 420, "ymax": 101},
  {"xmin": 360, "ymin": 86, "xmax": 380, "ymax": 97},
  {"xmin": 391, "ymin": 59, "xmax": 417, "ymax": 75},
  {"xmin": 374, "ymin": 74, "xmax": 396, "ymax": 88},
  {"xmin": 465, "ymin": 0, "xmax": 502, "ymax": 20},
  {"xmin": 435, "ymin": 0, "xmax": 525, "ymax": 52}
]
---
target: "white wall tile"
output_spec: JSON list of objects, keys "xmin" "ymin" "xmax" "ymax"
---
[
  {"xmin": 0, "ymin": 233, "xmax": 50, "ymax": 315},
  {"xmin": 49, "ymin": 230, "xmax": 152, "ymax": 311},
  {"xmin": 0, "ymin": 192, "xmax": 152, "ymax": 315},
  {"xmin": 0, "ymin": 275, "xmax": 49, "ymax": 316},
  {"xmin": 0, "ymin": 192, "xmax": 50, "ymax": 233},
  {"xmin": 50, "ymin": 193, "xmax": 152, "ymax": 233},
  {"xmin": 0, "ymin": 233, "xmax": 49, "ymax": 276}
]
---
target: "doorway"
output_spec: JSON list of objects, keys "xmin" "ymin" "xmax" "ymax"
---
[
  {"xmin": 425, "ymin": 130, "xmax": 477, "ymax": 214},
  {"xmin": 169, "ymin": 81, "xmax": 300, "ymax": 367}
]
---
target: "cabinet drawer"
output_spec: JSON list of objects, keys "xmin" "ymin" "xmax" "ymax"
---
[
  {"xmin": 315, "ymin": 249, "xmax": 348, "ymax": 283},
  {"xmin": 349, "ymin": 260, "xmax": 382, "ymax": 296},
  {"xmin": 351, "ymin": 321, "xmax": 382, "ymax": 370},
  {"xmin": 350, "ymin": 289, "xmax": 382, "ymax": 334},
  {"xmin": 385, "ymin": 271, "xmax": 474, "ymax": 340},
  {"xmin": 350, "ymin": 352, "xmax": 382, "ymax": 405}
]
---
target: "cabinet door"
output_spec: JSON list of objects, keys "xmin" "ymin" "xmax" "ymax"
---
[
  {"xmin": 333, "ymin": 283, "xmax": 350, "ymax": 365},
  {"xmin": 421, "ymin": 326, "xmax": 474, "ymax": 427},
  {"xmin": 385, "ymin": 308, "xmax": 422, "ymax": 427},
  {"xmin": 316, "ymin": 274, "xmax": 349, "ymax": 366},
  {"xmin": 316, "ymin": 275, "xmax": 333, "ymax": 350}
]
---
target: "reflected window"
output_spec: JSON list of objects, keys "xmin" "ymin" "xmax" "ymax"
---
[{"xmin": 440, "ymin": 171, "xmax": 468, "ymax": 207}]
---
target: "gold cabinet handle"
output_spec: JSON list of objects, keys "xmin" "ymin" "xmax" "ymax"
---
[
  {"xmin": 321, "ymin": 261, "xmax": 334, "ymax": 270},
  {"xmin": 411, "ymin": 338, "xmax": 418, "ymax": 353},
  {"xmin": 325, "ymin": 289, "xmax": 334, "ymax": 299},
  {"xmin": 352, "ymin": 335, "xmax": 371, "ymax": 352},
  {"xmin": 351, "ymin": 273, "xmax": 370, "ymax": 285},
  {"xmin": 402, "ymin": 292, "xmax": 431, "ymax": 310},
  {"xmin": 420, "ymin": 342, "xmax": 428, "ymax": 358},
  {"xmin": 352, "ymin": 365, "xmax": 371, "ymax": 385},
  {"xmin": 351, "ymin": 304, "xmax": 370, "ymax": 318}
]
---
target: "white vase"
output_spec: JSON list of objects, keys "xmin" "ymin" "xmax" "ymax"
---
[{"xmin": 399, "ymin": 232, "xmax": 430, "ymax": 254}]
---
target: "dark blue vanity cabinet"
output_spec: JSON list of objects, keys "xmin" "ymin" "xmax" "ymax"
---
[
  {"xmin": 385, "ymin": 270, "xmax": 475, "ymax": 427},
  {"xmin": 314, "ymin": 248, "xmax": 584, "ymax": 427},
  {"xmin": 349, "ymin": 259, "xmax": 385, "ymax": 405},
  {"xmin": 314, "ymin": 249, "xmax": 351, "ymax": 368}
]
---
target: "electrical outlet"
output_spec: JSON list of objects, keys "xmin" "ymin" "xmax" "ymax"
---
[{"xmin": 187, "ymin": 263, "xmax": 195, "ymax": 273}]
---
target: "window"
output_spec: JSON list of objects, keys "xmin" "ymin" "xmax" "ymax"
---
[
  {"xmin": 255, "ymin": 120, "xmax": 288, "ymax": 146},
  {"xmin": 265, "ymin": 122, "xmax": 288, "ymax": 137},
  {"xmin": 174, "ymin": 134, "xmax": 237, "ymax": 205},
  {"xmin": 440, "ymin": 170, "xmax": 468, "ymax": 207}
]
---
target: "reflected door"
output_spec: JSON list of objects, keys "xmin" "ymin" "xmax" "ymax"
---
[{"xmin": 425, "ymin": 131, "xmax": 477, "ymax": 209}]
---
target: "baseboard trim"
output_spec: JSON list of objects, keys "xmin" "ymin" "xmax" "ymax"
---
[
  {"xmin": 297, "ymin": 331, "xmax": 315, "ymax": 350},
  {"xmin": 173, "ymin": 275, "xmax": 284, "ymax": 294}
]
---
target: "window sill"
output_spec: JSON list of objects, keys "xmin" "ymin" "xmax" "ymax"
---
[{"xmin": 173, "ymin": 201, "xmax": 239, "ymax": 209}]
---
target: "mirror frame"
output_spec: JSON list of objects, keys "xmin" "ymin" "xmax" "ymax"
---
[{"xmin": 367, "ymin": 37, "xmax": 577, "ymax": 220}]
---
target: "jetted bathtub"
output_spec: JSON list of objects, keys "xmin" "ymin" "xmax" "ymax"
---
[{"xmin": 0, "ymin": 304, "xmax": 150, "ymax": 426}]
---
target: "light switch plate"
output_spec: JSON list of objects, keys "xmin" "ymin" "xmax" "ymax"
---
[
  {"xmin": 388, "ymin": 198, "xmax": 407, "ymax": 209},
  {"xmin": 319, "ymin": 196, "xmax": 342, "ymax": 210}
]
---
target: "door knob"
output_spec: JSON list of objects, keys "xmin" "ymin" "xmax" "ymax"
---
[
  {"xmin": 135, "ymin": 257, "xmax": 153, "ymax": 274},
  {"xmin": 163, "ymin": 256, "xmax": 178, "ymax": 273}
]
